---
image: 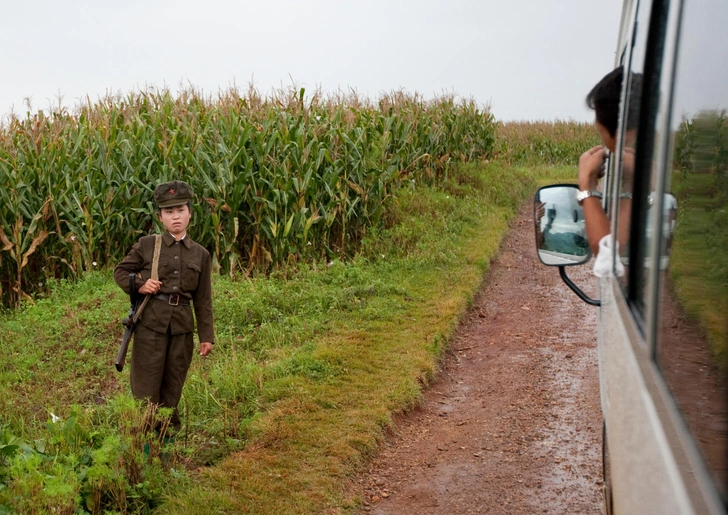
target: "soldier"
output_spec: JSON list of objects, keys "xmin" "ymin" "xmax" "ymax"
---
[{"xmin": 114, "ymin": 180, "xmax": 214, "ymax": 433}]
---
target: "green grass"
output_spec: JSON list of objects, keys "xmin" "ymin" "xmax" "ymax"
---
[
  {"xmin": 0, "ymin": 158, "xmax": 575, "ymax": 513},
  {"xmin": 532, "ymin": 165, "xmax": 581, "ymax": 187}
]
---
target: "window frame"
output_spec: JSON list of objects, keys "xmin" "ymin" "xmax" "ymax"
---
[
  {"xmin": 609, "ymin": 0, "xmax": 671, "ymax": 334},
  {"xmin": 626, "ymin": 0, "xmax": 672, "ymax": 332}
]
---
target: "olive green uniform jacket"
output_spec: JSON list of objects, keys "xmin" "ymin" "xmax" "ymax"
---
[{"xmin": 113, "ymin": 232, "xmax": 214, "ymax": 343}]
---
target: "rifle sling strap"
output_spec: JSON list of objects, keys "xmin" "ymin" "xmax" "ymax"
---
[{"xmin": 132, "ymin": 234, "xmax": 162, "ymax": 324}]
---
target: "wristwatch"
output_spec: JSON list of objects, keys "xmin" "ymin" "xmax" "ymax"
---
[{"xmin": 576, "ymin": 189, "xmax": 603, "ymax": 204}]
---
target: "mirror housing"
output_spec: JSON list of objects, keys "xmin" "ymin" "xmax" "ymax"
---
[{"xmin": 534, "ymin": 184, "xmax": 591, "ymax": 266}]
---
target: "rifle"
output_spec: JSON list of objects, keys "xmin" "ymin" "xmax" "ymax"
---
[
  {"xmin": 116, "ymin": 273, "xmax": 141, "ymax": 372},
  {"xmin": 115, "ymin": 234, "xmax": 161, "ymax": 372}
]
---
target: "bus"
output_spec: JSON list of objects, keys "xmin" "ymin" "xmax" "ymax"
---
[{"xmin": 533, "ymin": 0, "xmax": 728, "ymax": 513}]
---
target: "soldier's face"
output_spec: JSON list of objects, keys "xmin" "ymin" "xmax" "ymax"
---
[{"xmin": 159, "ymin": 204, "xmax": 191, "ymax": 238}]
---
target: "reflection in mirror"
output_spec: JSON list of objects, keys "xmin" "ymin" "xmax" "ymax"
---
[{"xmin": 534, "ymin": 185, "xmax": 591, "ymax": 266}]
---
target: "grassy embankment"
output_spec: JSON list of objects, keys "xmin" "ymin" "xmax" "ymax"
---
[{"xmin": 0, "ymin": 115, "xmax": 596, "ymax": 513}]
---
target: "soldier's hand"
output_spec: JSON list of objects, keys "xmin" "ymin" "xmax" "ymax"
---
[
  {"xmin": 139, "ymin": 279, "xmax": 162, "ymax": 295},
  {"xmin": 200, "ymin": 342, "xmax": 213, "ymax": 356}
]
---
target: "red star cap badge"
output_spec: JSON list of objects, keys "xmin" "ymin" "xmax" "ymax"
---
[{"xmin": 169, "ymin": 188, "xmax": 175, "ymax": 195}]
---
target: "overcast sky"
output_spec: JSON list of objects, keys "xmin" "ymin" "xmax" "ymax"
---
[{"xmin": 0, "ymin": 0, "xmax": 622, "ymax": 123}]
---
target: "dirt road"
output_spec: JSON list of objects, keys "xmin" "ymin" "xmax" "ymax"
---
[{"xmin": 350, "ymin": 206, "xmax": 604, "ymax": 514}]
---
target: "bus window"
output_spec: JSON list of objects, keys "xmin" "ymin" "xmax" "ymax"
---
[
  {"xmin": 656, "ymin": 0, "xmax": 728, "ymax": 502},
  {"xmin": 614, "ymin": 0, "xmax": 650, "ymax": 316}
]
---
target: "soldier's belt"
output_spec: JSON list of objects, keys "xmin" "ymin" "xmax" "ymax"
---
[{"xmin": 153, "ymin": 293, "xmax": 190, "ymax": 306}]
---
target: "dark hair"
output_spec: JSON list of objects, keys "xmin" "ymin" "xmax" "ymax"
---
[
  {"xmin": 586, "ymin": 67, "xmax": 643, "ymax": 138},
  {"xmin": 586, "ymin": 67, "xmax": 623, "ymax": 137}
]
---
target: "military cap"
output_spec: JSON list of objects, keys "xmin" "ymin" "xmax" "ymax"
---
[{"xmin": 154, "ymin": 180, "xmax": 194, "ymax": 208}]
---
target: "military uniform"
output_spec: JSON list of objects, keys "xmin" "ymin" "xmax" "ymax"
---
[{"xmin": 114, "ymin": 181, "xmax": 214, "ymax": 431}]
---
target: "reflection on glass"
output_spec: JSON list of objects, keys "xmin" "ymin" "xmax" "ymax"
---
[
  {"xmin": 645, "ymin": 191, "xmax": 678, "ymax": 271},
  {"xmin": 657, "ymin": 0, "xmax": 728, "ymax": 501},
  {"xmin": 615, "ymin": 0, "xmax": 651, "ymax": 297},
  {"xmin": 616, "ymin": 73, "xmax": 643, "ymax": 290},
  {"xmin": 534, "ymin": 186, "xmax": 590, "ymax": 266}
]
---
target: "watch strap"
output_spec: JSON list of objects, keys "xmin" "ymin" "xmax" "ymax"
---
[{"xmin": 576, "ymin": 190, "xmax": 603, "ymax": 203}]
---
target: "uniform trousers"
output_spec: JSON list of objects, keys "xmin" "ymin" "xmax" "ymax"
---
[{"xmin": 131, "ymin": 323, "xmax": 194, "ymax": 431}]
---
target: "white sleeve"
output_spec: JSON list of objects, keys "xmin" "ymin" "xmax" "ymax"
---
[{"xmin": 593, "ymin": 234, "xmax": 625, "ymax": 278}]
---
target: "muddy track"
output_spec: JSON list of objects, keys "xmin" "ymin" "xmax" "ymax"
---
[{"xmin": 349, "ymin": 205, "xmax": 604, "ymax": 514}]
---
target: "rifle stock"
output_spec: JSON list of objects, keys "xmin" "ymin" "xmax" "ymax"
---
[
  {"xmin": 115, "ymin": 274, "xmax": 140, "ymax": 372},
  {"xmin": 115, "ymin": 320, "xmax": 134, "ymax": 372}
]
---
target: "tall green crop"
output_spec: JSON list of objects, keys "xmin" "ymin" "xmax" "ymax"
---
[
  {"xmin": 0, "ymin": 86, "xmax": 496, "ymax": 306},
  {"xmin": 495, "ymin": 120, "xmax": 599, "ymax": 166}
]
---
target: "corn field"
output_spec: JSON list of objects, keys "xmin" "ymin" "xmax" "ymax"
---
[
  {"xmin": 0, "ymin": 86, "xmax": 496, "ymax": 306},
  {"xmin": 495, "ymin": 120, "xmax": 600, "ymax": 166}
]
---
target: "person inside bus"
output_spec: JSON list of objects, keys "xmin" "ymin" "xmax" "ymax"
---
[{"xmin": 578, "ymin": 67, "xmax": 642, "ymax": 277}]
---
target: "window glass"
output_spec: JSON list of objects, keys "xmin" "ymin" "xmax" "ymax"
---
[
  {"xmin": 615, "ymin": 0, "xmax": 650, "ymax": 307},
  {"xmin": 656, "ymin": 0, "xmax": 728, "ymax": 501}
]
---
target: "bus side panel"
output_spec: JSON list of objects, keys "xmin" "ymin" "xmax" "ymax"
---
[{"xmin": 599, "ymin": 277, "xmax": 695, "ymax": 514}]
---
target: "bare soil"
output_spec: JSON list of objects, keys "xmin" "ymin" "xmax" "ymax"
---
[{"xmin": 350, "ymin": 206, "xmax": 605, "ymax": 514}]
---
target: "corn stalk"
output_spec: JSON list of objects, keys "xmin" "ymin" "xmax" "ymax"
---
[{"xmin": 0, "ymin": 86, "xmax": 496, "ymax": 305}]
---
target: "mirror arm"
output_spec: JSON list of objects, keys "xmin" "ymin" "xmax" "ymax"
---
[{"xmin": 559, "ymin": 266, "xmax": 601, "ymax": 306}]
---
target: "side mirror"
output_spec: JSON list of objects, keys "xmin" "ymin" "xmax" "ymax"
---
[{"xmin": 534, "ymin": 185, "xmax": 591, "ymax": 266}]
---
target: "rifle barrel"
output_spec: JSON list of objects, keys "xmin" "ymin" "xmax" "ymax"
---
[{"xmin": 114, "ymin": 273, "xmax": 139, "ymax": 372}]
